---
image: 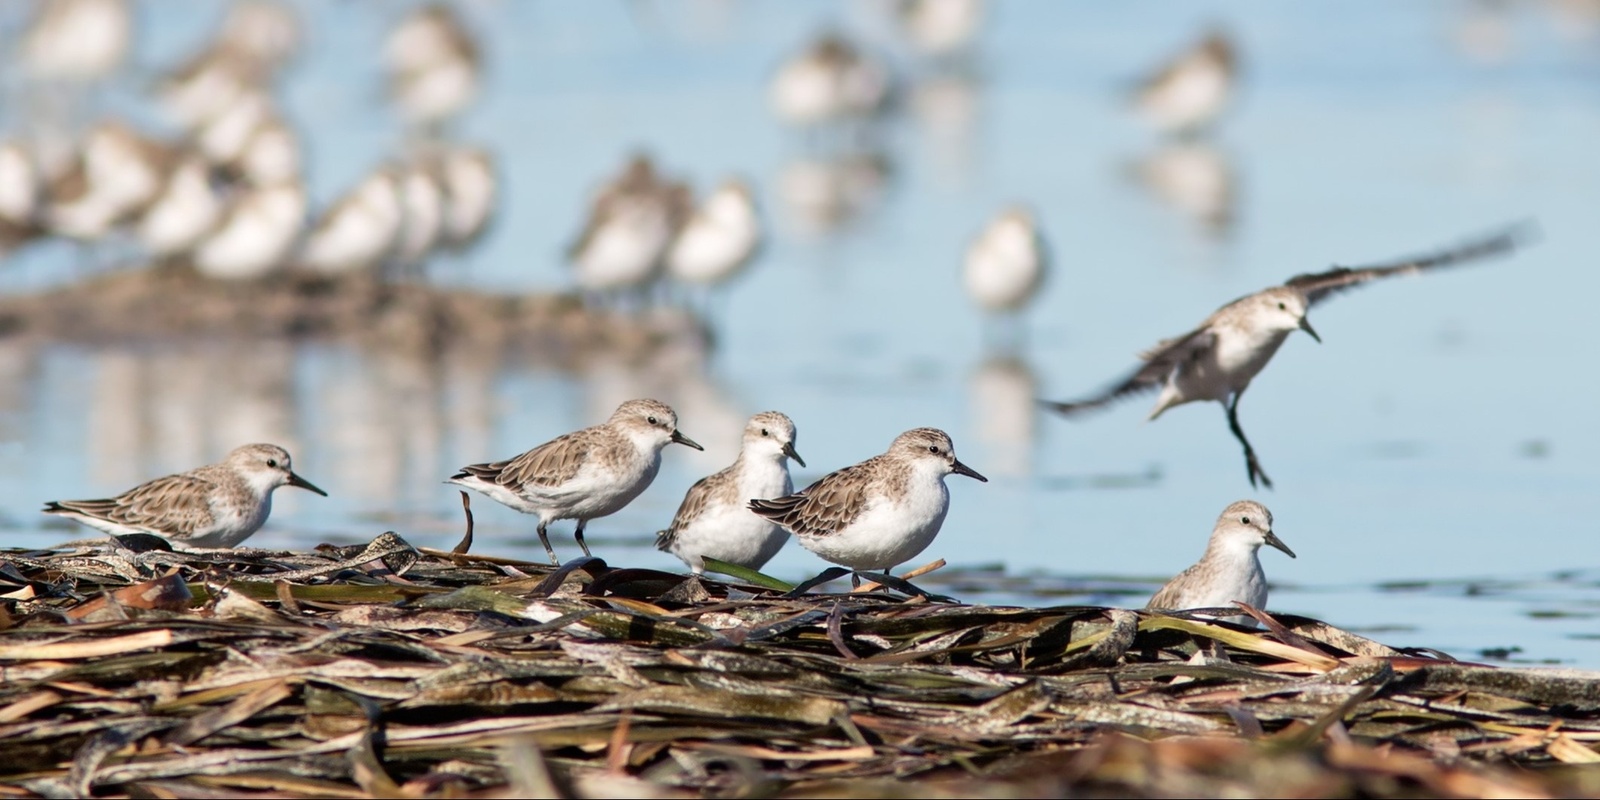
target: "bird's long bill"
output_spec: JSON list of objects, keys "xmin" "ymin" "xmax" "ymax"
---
[
  {"xmin": 287, "ymin": 471, "xmax": 329, "ymax": 497},
  {"xmin": 1265, "ymin": 531, "xmax": 1296, "ymax": 558},
  {"xmin": 1298, "ymin": 316, "xmax": 1322, "ymax": 343},
  {"xmin": 782, "ymin": 442, "xmax": 806, "ymax": 468},
  {"xmin": 670, "ymin": 430, "xmax": 705, "ymax": 451},
  {"xmin": 951, "ymin": 459, "xmax": 989, "ymax": 483}
]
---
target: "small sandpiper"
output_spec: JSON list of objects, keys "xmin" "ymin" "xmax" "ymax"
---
[
  {"xmin": 963, "ymin": 205, "xmax": 1049, "ymax": 315},
  {"xmin": 1133, "ymin": 28, "xmax": 1238, "ymax": 137},
  {"xmin": 894, "ymin": 0, "xmax": 986, "ymax": 59},
  {"xmin": 21, "ymin": 0, "xmax": 132, "ymax": 85},
  {"xmin": 567, "ymin": 154, "xmax": 689, "ymax": 297},
  {"xmin": 657, "ymin": 411, "xmax": 803, "ymax": 574},
  {"xmin": 301, "ymin": 165, "xmax": 404, "ymax": 277},
  {"xmin": 394, "ymin": 159, "xmax": 445, "ymax": 272},
  {"xmin": 1146, "ymin": 500, "xmax": 1294, "ymax": 625},
  {"xmin": 434, "ymin": 145, "xmax": 497, "ymax": 253},
  {"xmin": 750, "ymin": 427, "xmax": 986, "ymax": 587},
  {"xmin": 665, "ymin": 177, "xmax": 763, "ymax": 293},
  {"xmin": 769, "ymin": 31, "xmax": 893, "ymax": 128},
  {"xmin": 42, "ymin": 443, "xmax": 326, "ymax": 548},
  {"xmin": 384, "ymin": 3, "xmax": 481, "ymax": 131},
  {"xmin": 137, "ymin": 154, "xmax": 224, "ymax": 260},
  {"xmin": 193, "ymin": 181, "xmax": 307, "ymax": 281},
  {"xmin": 448, "ymin": 399, "xmax": 703, "ymax": 565},
  {"xmin": 1041, "ymin": 226, "xmax": 1527, "ymax": 489}
]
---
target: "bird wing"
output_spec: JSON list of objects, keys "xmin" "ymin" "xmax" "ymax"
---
[
  {"xmin": 1145, "ymin": 562, "xmax": 1204, "ymax": 610},
  {"xmin": 454, "ymin": 428, "xmax": 597, "ymax": 490},
  {"xmin": 1285, "ymin": 225, "xmax": 1530, "ymax": 307},
  {"xmin": 747, "ymin": 460, "xmax": 874, "ymax": 538},
  {"xmin": 655, "ymin": 468, "xmax": 728, "ymax": 550},
  {"xmin": 44, "ymin": 473, "xmax": 218, "ymax": 537},
  {"xmin": 1041, "ymin": 326, "xmax": 1216, "ymax": 416}
]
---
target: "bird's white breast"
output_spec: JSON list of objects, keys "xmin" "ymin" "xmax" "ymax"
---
[{"xmin": 799, "ymin": 473, "xmax": 949, "ymax": 571}]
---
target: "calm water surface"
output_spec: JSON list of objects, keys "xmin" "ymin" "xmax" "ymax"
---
[{"xmin": 0, "ymin": 1, "xmax": 1595, "ymax": 666}]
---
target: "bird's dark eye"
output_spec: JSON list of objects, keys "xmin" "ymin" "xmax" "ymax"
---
[
  {"xmin": 928, "ymin": 445, "xmax": 940, "ymax": 454},
  {"xmin": 1241, "ymin": 516, "xmax": 1251, "ymax": 525},
  {"xmin": 647, "ymin": 416, "xmax": 658, "ymax": 425},
  {"xmin": 760, "ymin": 428, "xmax": 769, "ymax": 437},
  {"xmin": 1277, "ymin": 302, "xmax": 1286, "ymax": 311},
  {"xmin": 267, "ymin": 459, "xmax": 279, "ymax": 468}
]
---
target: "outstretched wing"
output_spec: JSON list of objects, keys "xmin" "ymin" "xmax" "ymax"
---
[
  {"xmin": 1040, "ymin": 327, "xmax": 1216, "ymax": 417},
  {"xmin": 453, "ymin": 429, "xmax": 596, "ymax": 490},
  {"xmin": 748, "ymin": 461, "xmax": 874, "ymax": 538},
  {"xmin": 44, "ymin": 473, "xmax": 218, "ymax": 537},
  {"xmin": 1286, "ymin": 224, "xmax": 1531, "ymax": 307}
]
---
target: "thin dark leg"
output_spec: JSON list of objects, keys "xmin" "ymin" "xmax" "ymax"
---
[
  {"xmin": 1225, "ymin": 394, "xmax": 1273, "ymax": 490},
  {"xmin": 537, "ymin": 521, "xmax": 559, "ymax": 566},
  {"xmin": 850, "ymin": 571, "xmax": 861, "ymax": 589},
  {"xmin": 574, "ymin": 520, "xmax": 592, "ymax": 557}
]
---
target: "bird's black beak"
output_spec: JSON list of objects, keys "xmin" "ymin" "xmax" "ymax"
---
[
  {"xmin": 1265, "ymin": 530, "xmax": 1296, "ymax": 558},
  {"xmin": 1299, "ymin": 316, "xmax": 1322, "ymax": 343},
  {"xmin": 671, "ymin": 430, "xmax": 704, "ymax": 451},
  {"xmin": 951, "ymin": 459, "xmax": 988, "ymax": 482},
  {"xmin": 287, "ymin": 471, "xmax": 328, "ymax": 497},
  {"xmin": 782, "ymin": 441, "xmax": 806, "ymax": 468}
]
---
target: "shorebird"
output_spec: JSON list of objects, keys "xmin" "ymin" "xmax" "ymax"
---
[
  {"xmin": 46, "ymin": 121, "xmax": 172, "ymax": 243},
  {"xmin": 770, "ymin": 32, "xmax": 893, "ymax": 128},
  {"xmin": 384, "ymin": 3, "xmax": 481, "ymax": 131},
  {"xmin": 894, "ymin": 0, "xmax": 986, "ymax": 58},
  {"xmin": 301, "ymin": 166, "xmax": 404, "ymax": 277},
  {"xmin": 213, "ymin": 0, "xmax": 302, "ymax": 75},
  {"xmin": 448, "ymin": 399, "xmax": 703, "ymax": 565},
  {"xmin": 21, "ymin": 0, "xmax": 132, "ymax": 85},
  {"xmin": 193, "ymin": 181, "xmax": 306, "ymax": 280},
  {"xmin": 394, "ymin": 160, "xmax": 445, "ymax": 273},
  {"xmin": 963, "ymin": 205, "xmax": 1049, "ymax": 315},
  {"xmin": 42, "ymin": 443, "xmax": 326, "ymax": 548},
  {"xmin": 657, "ymin": 411, "xmax": 803, "ymax": 574},
  {"xmin": 1133, "ymin": 28, "xmax": 1238, "ymax": 137},
  {"xmin": 1040, "ymin": 227, "xmax": 1528, "ymax": 489},
  {"xmin": 434, "ymin": 145, "xmax": 496, "ymax": 253},
  {"xmin": 234, "ymin": 116, "xmax": 302, "ymax": 187},
  {"xmin": 750, "ymin": 427, "xmax": 986, "ymax": 586},
  {"xmin": 137, "ymin": 155, "xmax": 225, "ymax": 259},
  {"xmin": 567, "ymin": 154, "xmax": 689, "ymax": 298},
  {"xmin": 1146, "ymin": 500, "xmax": 1294, "ymax": 625},
  {"xmin": 665, "ymin": 178, "xmax": 763, "ymax": 294}
]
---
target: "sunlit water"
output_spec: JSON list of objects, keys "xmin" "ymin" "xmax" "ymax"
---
[{"xmin": 0, "ymin": 1, "xmax": 1596, "ymax": 666}]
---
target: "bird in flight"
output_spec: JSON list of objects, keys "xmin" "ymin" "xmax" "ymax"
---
[{"xmin": 1041, "ymin": 224, "xmax": 1532, "ymax": 488}]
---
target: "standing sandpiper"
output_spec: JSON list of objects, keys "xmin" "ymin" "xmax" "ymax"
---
[
  {"xmin": 963, "ymin": 205, "xmax": 1049, "ymax": 316},
  {"xmin": 1146, "ymin": 500, "xmax": 1294, "ymax": 625},
  {"xmin": 657, "ymin": 411, "xmax": 803, "ymax": 574},
  {"xmin": 42, "ymin": 443, "xmax": 326, "ymax": 548},
  {"xmin": 666, "ymin": 178, "xmax": 763, "ymax": 295},
  {"xmin": 1041, "ymin": 226, "xmax": 1527, "ymax": 489},
  {"xmin": 1132, "ymin": 28, "xmax": 1238, "ymax": 137},
  {"xmin": 448, "ymin": 399, "xmax": 703, "ymax": 565},
  {"xmin": 749, "ymin": 427, "xmax": 985, "ymax": 586}
]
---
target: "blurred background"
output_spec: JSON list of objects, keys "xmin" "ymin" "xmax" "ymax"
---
[{"xmin": 0, "ymin": 0, "xmax": 1595, "ymax": 665}]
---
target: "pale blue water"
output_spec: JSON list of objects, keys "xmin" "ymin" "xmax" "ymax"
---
[{"xmin": 0, "ymin": 1, "xmax": 1595, "ymax": 666}]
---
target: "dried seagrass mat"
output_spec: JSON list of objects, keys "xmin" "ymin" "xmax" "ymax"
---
[{"xmin": 1, "ymin": 529, "xmax": 1598, "ymax": 798}]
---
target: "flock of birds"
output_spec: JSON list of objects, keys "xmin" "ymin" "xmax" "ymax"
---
[
  {"xmin": 0, "ymin": 0, "xmax": 496, "ymax": 280},
  {"xmin": 22, "ymin": 0, "xmax": 1537, "ymax": 620}
]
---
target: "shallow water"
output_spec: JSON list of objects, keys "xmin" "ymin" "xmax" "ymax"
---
[{"xmin": 1, "ymin": 1, "xmax": 1596, "ymax": 666}]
